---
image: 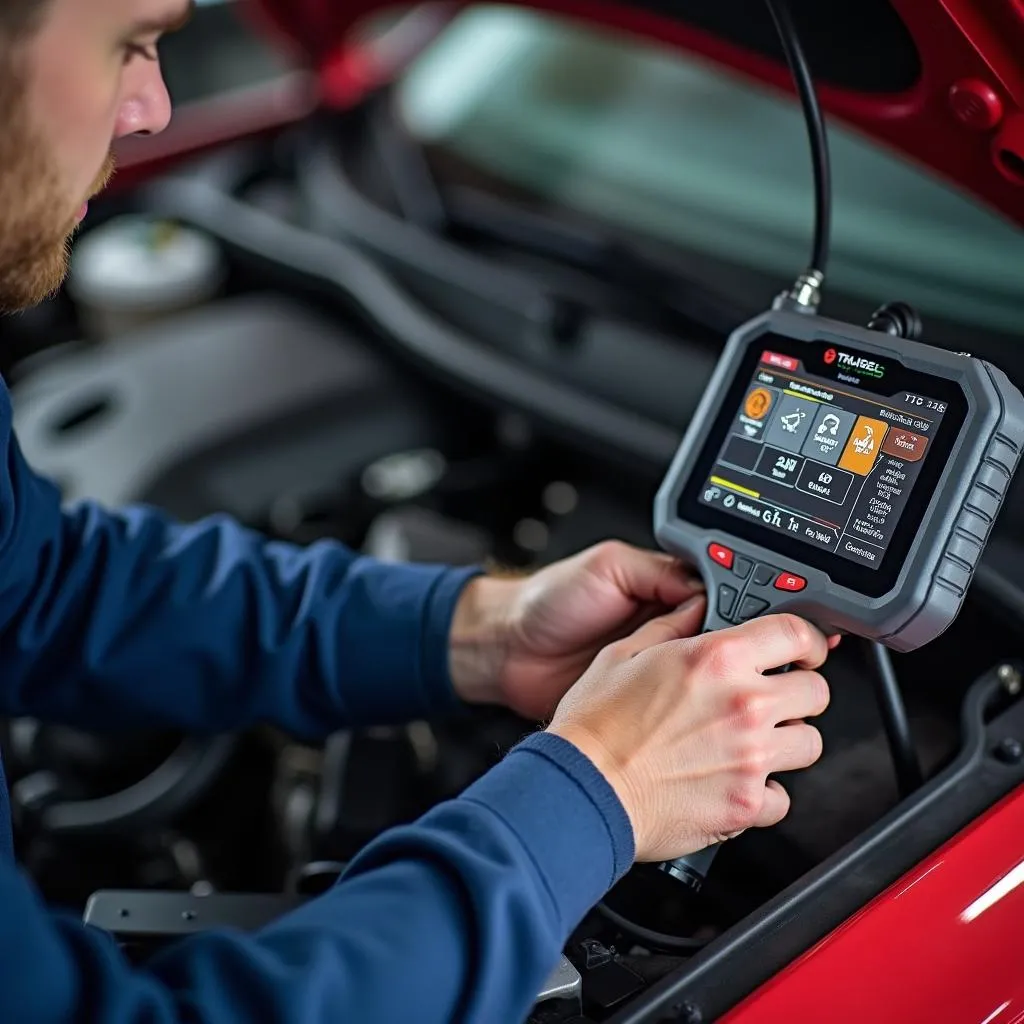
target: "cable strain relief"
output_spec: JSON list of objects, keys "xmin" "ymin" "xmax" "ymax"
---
[{"xmin": 772, "ymin": 268, "xmax": 825, "ymax": 313}]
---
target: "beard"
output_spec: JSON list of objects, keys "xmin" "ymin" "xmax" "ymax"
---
[{"xmin": 0, "ymin": 66, "xmax": 115, "ymax": 315}]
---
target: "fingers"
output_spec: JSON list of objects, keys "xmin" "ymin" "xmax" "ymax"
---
[
  {"xmin": 728, "ymin": 614, "xmax": 831, "ymax": 674},
  {"xmin": 768, "ymin": 721, "xmax": 824, "ymax": 774},
  {"xmin": 764, "ymin": 669, "xmax": 830, "ymax": 725},
  {"xmin": 615, "ymin": 594, "xmax": 707, "ymax": 655},
  {"xmin": 589, "ymin": 541, "xmax": 702, "ymax": 609},
  {"xmin": 754, "ymin": 780, "xmax": 791, "ymax": 828}
]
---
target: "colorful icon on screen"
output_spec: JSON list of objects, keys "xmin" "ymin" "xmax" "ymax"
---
[
  {"xmin": 744, "ymin": 387, "xmax": 774, "ymax": 420},
  {"xmin": 839, "ymin": 416, "xmax": 888, "ymax": 474},
  {"xmin": 853, "ymin": 424, "xmax": 875, "ymax": 456}
]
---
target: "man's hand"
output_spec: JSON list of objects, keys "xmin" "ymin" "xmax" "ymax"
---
[
  {"xmin": 548, "ymin": 610, "xmax": 834, "ymax": 862},
  {"xmin": 449, "ymin": 541, "xmax": 703, "ymax": 720}
]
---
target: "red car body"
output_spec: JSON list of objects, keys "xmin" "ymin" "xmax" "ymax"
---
[
  {"xmin": 724, "ymin": 786, "xmax": 1024, "ymax": 1023},
  {"xmin": 124, "ymin": 2, "xmax": 1024, "ymax": 1018}
]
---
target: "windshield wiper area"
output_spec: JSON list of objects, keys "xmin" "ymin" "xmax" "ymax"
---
[{"xmin": 365, "ymin": 90, "xmax": 743, "ymax": 338}]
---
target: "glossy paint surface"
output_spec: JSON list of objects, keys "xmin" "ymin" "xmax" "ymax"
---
[{"xmin": 723, "ymin": 785, "xmax": 1024, "ymax": 1024}]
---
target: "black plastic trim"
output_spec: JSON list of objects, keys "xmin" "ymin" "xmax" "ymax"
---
[{"xmin": 84, "ymin": 890, "xmax": 308, "ymax": 939}]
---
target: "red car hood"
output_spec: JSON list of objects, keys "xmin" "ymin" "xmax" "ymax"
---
[{"xmin": 248, "ymin": 0, "xmax": 1024, "ymax": 228}]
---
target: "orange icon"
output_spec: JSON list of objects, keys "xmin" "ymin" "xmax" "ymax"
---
[
  {"xmin": 839, "ymin": 416, "xmax": 888, "ymax": 475},
  {"xmin": 744, "ymin": 388, "xmax": 773, "ymax": 420}
]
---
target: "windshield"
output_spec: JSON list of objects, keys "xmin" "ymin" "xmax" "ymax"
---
[{"xmin": 395, "ymin": 5, "xmax": 1024, "ymax": 335}]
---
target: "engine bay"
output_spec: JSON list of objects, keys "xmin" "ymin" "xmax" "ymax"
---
[
  {"xmin": 5, "ymin": 226, "xmax": 1024, "ymax": 1023},
  {"xmin": 3, "ymin": 4, "xmax": 1024, "ymax": 1019}
]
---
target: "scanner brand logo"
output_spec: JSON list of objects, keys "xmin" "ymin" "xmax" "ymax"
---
[{"xmin": 835, "ymin": 351, "xmax": 886, "ymax": 379}]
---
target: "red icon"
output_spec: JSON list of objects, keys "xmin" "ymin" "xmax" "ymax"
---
[
  {"xmin": 761, "ymin": 350, "xmax": 799, "ymax": 372},
  {"xmin": 775, "ymin": 573, "xmax": 807, "ymax": 592},
  {"xmin": 708, "ymin": 543, "xmax": 734, "ymax": 570},
  {"xmin": 824, "ymin": 348, "xmax": 837, "ymax": 365}
]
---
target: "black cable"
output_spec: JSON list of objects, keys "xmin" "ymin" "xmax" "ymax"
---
[
  {"xmin": 763, "ymin": 0, "xmax": 832, "ymax": 279},
  {"xmin": 864, "ymin": 640, "xmax": 924, "ymax": 797},
  {"xmin": 368, "ymin": 91, "xmax": 449, "ymax": 234},
  {"xmin": 595, "ymin": 901, "xmax": 709, "ymax": 953},
  {"xmin": 35, "ymin": 735, "xmax": 237, "ymax": 837}
]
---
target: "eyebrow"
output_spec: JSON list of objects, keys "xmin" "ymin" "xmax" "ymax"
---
[{"xmin": 128, "ymin": 0, "xmax": 196, "ymax": 35}]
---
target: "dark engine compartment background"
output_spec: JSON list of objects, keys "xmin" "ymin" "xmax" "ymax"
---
[{"xmin": 1, "ymin": 4, "xmax": 1023, "ymax": 1015}]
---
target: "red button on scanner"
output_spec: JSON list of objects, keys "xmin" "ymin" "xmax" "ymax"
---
[
  {"xmin": 708, "ymin": 543, "xmax": 734, "ymax": 570},
  {"xmin": 775, "ymin": 572, "xmax": 807, "ymax": 592}
]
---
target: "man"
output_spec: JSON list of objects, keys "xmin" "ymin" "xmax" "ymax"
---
[{"xmin": 0, "ymin": 2, "xmax": 835, "ymax": 1022}]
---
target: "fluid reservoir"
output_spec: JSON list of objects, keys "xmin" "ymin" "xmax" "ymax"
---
[{"xmin": 68, "ymin": 216, "xmax": 226, "ymax": 340}]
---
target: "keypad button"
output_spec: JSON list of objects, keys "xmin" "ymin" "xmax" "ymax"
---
[
  {"xmin": 708, "ymin": 543, "xmax": 734, "ymax": 570},
  {"xmin": 775, "ymin": 572, "xmax": 807, "ymax": 592},
  {"xmin": 738, "ymin": 596, "xmax": 770, "ymax": 621},
  {"xmin": 752, "ymin": 564, "xmax": 777, "ymax": 587},
  {"xmin": 733, "ymin": 556, "xmax": 753, "ymax": 580},
  {"xmin": 718, "ymin": 584, "xmax": 738, "ymax": 620}
]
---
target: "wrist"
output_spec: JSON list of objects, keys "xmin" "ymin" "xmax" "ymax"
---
[
  {"xmin": 448, "ymin": 575, "xmax": 522, "ymax": 707},
  {"xmin": 545, "ymin": 721, "xmax": 646, "ymax": 855}
]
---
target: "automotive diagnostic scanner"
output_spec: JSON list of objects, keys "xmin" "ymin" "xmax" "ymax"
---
[
  {"xmin": 651, "ymin": 306, "xmax": 1024, "ymax": 889},
  {"xmin": 656, "ymin": 308, "xmax": 1024, "ymax": 648}
]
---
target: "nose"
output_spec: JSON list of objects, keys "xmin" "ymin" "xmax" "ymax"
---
[{"xmin": 115, "ymin": 63, "xmax": 173, "ymax": 139}]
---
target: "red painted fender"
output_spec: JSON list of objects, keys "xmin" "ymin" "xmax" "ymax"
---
[{"xmin": 723, "ymin": 784, "xmax": 1024, "ymax": 1024}]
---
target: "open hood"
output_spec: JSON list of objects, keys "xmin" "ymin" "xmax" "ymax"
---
[{"xmin": 248, "ymin": 0, "xmax": 1024, "ymax": 228}]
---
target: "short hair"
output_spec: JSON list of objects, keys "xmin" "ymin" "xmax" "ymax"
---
[{"xmin": 0, "ymin": 0, "xmax": 51, "ymax": 38}]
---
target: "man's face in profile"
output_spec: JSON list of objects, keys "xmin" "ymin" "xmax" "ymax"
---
[{"xmin": 0, "ymin": 0, "xmax": 191, "ymax": 313}]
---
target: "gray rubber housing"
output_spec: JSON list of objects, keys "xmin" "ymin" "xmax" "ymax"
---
[{"xmin": 654, "ymin": 309, "xmax": 1024, "ymax": 651}]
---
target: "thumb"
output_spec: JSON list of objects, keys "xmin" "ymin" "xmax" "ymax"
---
[
  {"xmin": 616, "ymin": 594, "xmax": 707, "ymax": 656},
  {"xmin": 593, "ymin": 543, "xmax": 701, "ymax": 608}
]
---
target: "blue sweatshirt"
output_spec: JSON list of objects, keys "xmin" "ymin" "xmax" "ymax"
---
[{"xmin": 0, "ymin": 381, "xmax": 635, "ymax": 1023}]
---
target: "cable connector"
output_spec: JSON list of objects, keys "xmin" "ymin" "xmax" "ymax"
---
[
  {"xmin": 772, "ymin": 269, "xmax": 824, "ymax": 314},
  {"xmin": 867, "ymin": 301, "xmax": 922, "ymax": 340}
]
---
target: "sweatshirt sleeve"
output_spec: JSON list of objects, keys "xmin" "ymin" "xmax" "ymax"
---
[
  {"xmin": 0, "ymin": 733, "xmax": 636, "ymax": 1024},
  {"xmin": 0, "ymin": 391, "xmax": 479, "ymax": 738}
]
